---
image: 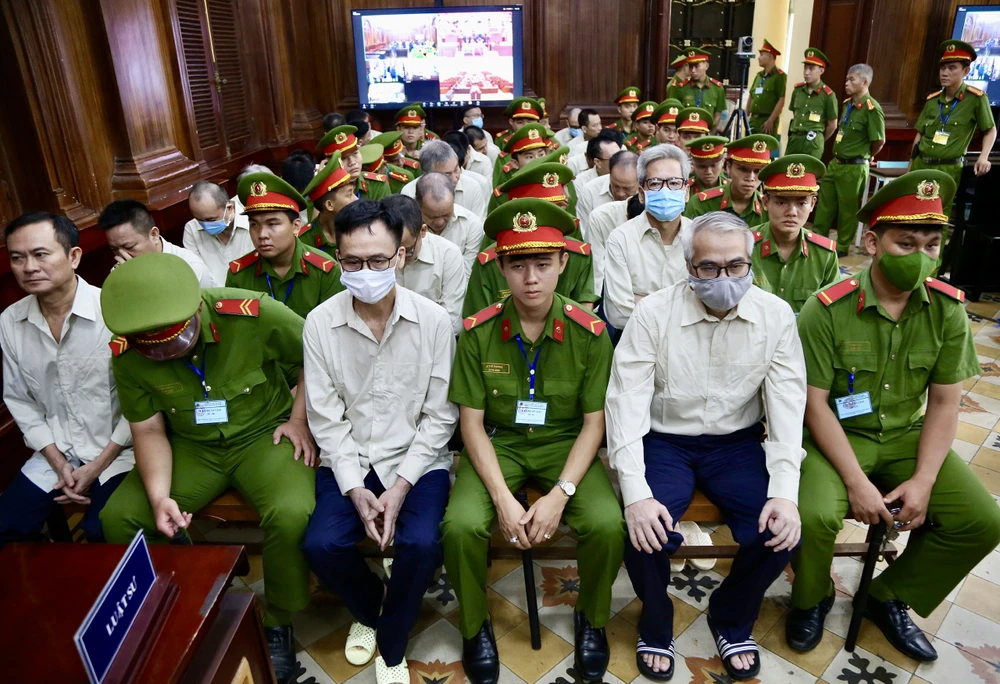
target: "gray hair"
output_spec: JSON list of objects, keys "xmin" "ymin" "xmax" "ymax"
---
[
  {"xmin": 189, "ymin": 180, "xmax": 228, "ymax": 208},
  {"xmin": 238, "ymin": 163, "xmax": 271, "ymax": 183},
  {"xmin": 680, "ymin": 211, "xmax": 754, "ymax": 262},
  {"xmin": 419, "ymin": 140, "xmax": 458, "ymax": 173},
  {"xmin": 848, "ymin": 64, "xmax": 873, "ymax": 85},
  {"xmin": 415, "ymin": 172, "xmax": 455, "ymax": 204},
  {"xmin": 609, "ymin": 150, "xmax": 639, "ymax": 173},
  {"xmin": 637, "ymin": 143, "xmax": 691, "ymax": 186}
]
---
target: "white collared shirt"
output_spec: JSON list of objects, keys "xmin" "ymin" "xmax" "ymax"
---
[
  {"xmin": 568, "ymin": 134, "xmax": 589, "ymax": 157},
  {"xmin": 577, "ymin": 174, "xmax": 615, "ymax": 236},
  {"xmin": 572, "ymin": 167, "xmax": 599, "ymax": 199},
  {"xmin": 402, "ymin": 173, "xmax": 489, "ymax": 221},
  {"xmin": 603, "ymin": 212, "xmax": 692, "ymax": 329},
  {"xmin": 303, "ymin": 287, "xmax": 458, "ymax": 493},
  {"xmin": 485, "ymin": 142, "xmax": 501, "ymax": 165},
  {"xmin": 606, "ymin": 281, "xmax": 806, "ymax": 507},
  {"xmin": 161, "ymin": 237, "xmax": 217, "ymax": 288},
  {"xmin": 466, "ymin": 148, "xmax": 494, "ymax": 179},
  {"xmin": 181, "ymin": 218, "xmax": 255, "ymax": 287},
  {"xmin": 586, "ymin": 199, "xmax": 629, "ymax": 296},
  {"xmin": 0, "ymin": 277, "xmax": 134, "ymax": 492},
  {"xmin": 397, "ymin": 233, "xmax": 467, "ymax": 335},
  {"xmin": 554, "ymin": 127, "xmax": 574, "ymax": 146},
  {"xmin": 567, "ymin": 154, "xmax": 590, "ymax": 177}
]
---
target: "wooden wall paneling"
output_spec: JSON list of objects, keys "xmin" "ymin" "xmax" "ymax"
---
[
  {"xmin": 281, "ymin": 1, "xmax": 325, "ymax": 141},
  {"xmin": 809, "ymin": 0, "xmax": 875, "ymax": 107},
  {"xmin": 864, "ymin": 0, "xmax": 926, "ymax": 127},
  {"xmin": 648, "ymin": 0, "xmax": 673, "ymax": 103},
  {"xmin": 171, "ymin": 0, "xmax": 226, "ymax": 166}
]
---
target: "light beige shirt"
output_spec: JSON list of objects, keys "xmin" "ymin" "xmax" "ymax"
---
[
  {"xmin": 606, "ymin": 281, "xmax": 806, "ymax": 507},
  {"xmin": 568, "ymin": 153, "xmax": 590, "ymax": 177},
  {"xmin": 485, "ymin": 142, "xmax": 501, "ymax": 165},
  {"xmin": 303, "ymin": 287, "xmax": 458, "ymax": 493},
  {"xmin": 554, "ymin": 127, "xmax": 574, "ymax": 146},
  {"xmin": 161, "ymin": 237, "xmax": 217, "ymax": 288},
  {"xmin": 578, "ymin": 174, "xmax": 615, "ymax": 237},
  {"xmin": 466, "ymin": 148, "xmax": 493, "ymax": 179},
  {"xmin": 572, "ymin": 167, "xmax": 598, "ymax": 199},
  {"xmin": 430, "ymin": 204, "xmax": 485, "ymax": 277},
  {"xmin": 568, "ymin": 134, "xmax": 588, "ymax": 157},
  {"xmin": 0, "ymin": 277, "xmax": 134, "ymax": 492},
  {"xmin": 603, "ymin": 213, "xmax": 692, "ymax": 329},
  {"xmin": 397, "ymin": 233, "xmax": 467, "ymax": 336},
  {"xmin": 587, "ymin": 199, "xmax": 629, "ymax": 296},
  {"xmin": 462, "ymin": 168, "xmax": 492, "ymax": 212},
  {"xmin": 402, "ymin": 172, "xmax": 489, "ymax": 221},
  {"xmin": 182, "ymin": 218, "xmax": 254, "ymax": 287}
]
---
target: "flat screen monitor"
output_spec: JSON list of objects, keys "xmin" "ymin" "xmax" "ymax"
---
[
  {"xmin": 952, "ymin": 5, "xmax": 1000, "ymax": 106},
  {"xmin": 351, "ymin": 5, "xmax": 524, "ymax": 110}
]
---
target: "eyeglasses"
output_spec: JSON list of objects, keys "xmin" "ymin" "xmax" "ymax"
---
[
  {"xmin": 692, "ymin": 261, "xmax": 752, "ymax": 279},
  {"xmin": 643, "ymin": 177, "xmax": 687, "ymax": 192},
  {"xmin": 339, "ymin": 254, "xmax": 397, "ymax": 271}
]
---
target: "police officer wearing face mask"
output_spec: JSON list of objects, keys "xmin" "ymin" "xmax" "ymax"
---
[
  {"xmin": 606, "ymin": 211, "xmax": 806, "ymax": 682},
  {"xmin": 184, "ymin": 181, "xmax": 255, "ymax": 286}
]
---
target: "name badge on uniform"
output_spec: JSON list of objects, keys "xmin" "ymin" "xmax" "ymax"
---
[
  {"xmin": 194, "ymin": 399, "xmax": 229, "ymax": 425},
  {"xmin": 808, "ymin": 111, "xmax": 822, "ymax": 122},
  {"xmin": 932, "ymin": 130, "xmax": 950, "ymax": 145},
  {"xmin": 755, "ymin": 87, "xmax": 764, "ymax": 95},
  {"xmin": 836, "ymin": 130, "xmax": 844, "ymax": 144},
  {"xmin": 834, "ymin": 392, "xmax": 873, "ymax": 420},
  {"xmin": 515, "ymin": 400, "xmax": 547, "ymax": 426}
]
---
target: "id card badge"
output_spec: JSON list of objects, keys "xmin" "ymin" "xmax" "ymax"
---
[
  {"xmin": 808, "ymin": 111, "xmax": 822, "ymax": 122},
  {"xmin": 515, "ymin": 400, "xmax": 547, "ymax": 426},
  {"xmin": 932, "ymin": 130, "xmax": 950, "ymax": 145},
  {"xmin": 755, "ymin": 87, "xmax": 764, "ymax": 95},
  {"xmin": 834, "ymin": 391, "xmax": 873, "ymax": 420},
  {"xmin": 194, "ymin": 399, "xmax": 229, "ymax": 425},
  {"xmin": 836, "ymin": 130, "xmax": 844, "ymax": 144}
]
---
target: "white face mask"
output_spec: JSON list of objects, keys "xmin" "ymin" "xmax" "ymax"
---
[{"xmin": 340, "ymin": 267, "xmax": 396, "ymax": 304}]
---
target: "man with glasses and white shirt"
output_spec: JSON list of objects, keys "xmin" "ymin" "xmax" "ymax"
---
[{"xmin": 606, "ymin": 211, "xmax": 806, "ymax": 682}]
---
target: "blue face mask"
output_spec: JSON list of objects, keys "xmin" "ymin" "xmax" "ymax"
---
[
  {"xmin": 569, "ymin": 127, "xmax": 582, "ymax": 138},
  {"xmin": 198, "ymin": 205, "xmax": 232, "ymax": 235},
  {"xmin": 471, "ymin": 117, "xmax": 484, "ymax": 128},
  {"xmin": 644, "ymin": 188, "xmax": 686, "ymax": 222}
]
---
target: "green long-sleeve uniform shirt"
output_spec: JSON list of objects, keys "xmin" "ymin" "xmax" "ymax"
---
[
  {"xmin": 684, "ymin": 184, "xmax": 768, "ymax": 224},
  {"xmin": 750, "ymin": 222, "xmax": 841, "ymax": 313},
  {"xmin": 676, "ymin": 78, "xmax": 728, "ymax": 118}
]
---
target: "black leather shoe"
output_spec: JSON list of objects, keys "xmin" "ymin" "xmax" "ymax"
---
[
  {"xmin": 785, "ymin": 595, "xmax": 834, "ymax": 652},
  {"xmin": 864, "ymin": 596, "xmax": 938, "ymax": 662},
  {"xmin": 574, "ymin": 611, "xmax": 610, "ymax": 682},
  {"xmin": 463, "ymin": 620, "xmax": 499, "ymax": 684},
  {"xmin": 265, "ymin": 625, "xmax": 296, "ymax": 684}
]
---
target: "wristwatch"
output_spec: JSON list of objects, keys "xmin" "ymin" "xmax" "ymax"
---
[{"xmin": 556, "ymin": 479, "xmax": 577, "ymax": 497}]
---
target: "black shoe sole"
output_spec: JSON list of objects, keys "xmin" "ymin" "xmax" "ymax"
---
[
  {"xmin": 636, "ymin": 653, "xmax": 674, "ymax": 681},
  {"xmin": 574, "ymin": 655, "xmax": 609, "ymax": 684}
]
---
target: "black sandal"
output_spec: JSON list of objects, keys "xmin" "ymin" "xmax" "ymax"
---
[
  {"xmin": 635, "ymin": 637, "xmax": 675, "ymax": 681},
  {"xmin": 709, "ymin": 620, "xmax": 761, "ymax": 681}
]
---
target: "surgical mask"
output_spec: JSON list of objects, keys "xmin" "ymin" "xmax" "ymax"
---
[
  {"xmin": 471, "ymin": 117, "xmax": 484, "ymax": 128},
  {"xmin": 688, "ymin": 271, "xmax": 754, "ymax": 312},
  {"xmin": 644, "ymin": 188, "xmax": 686, "ymax": 222},
  {"xmin": 340, "ymin": 266, "xmax": 397, "ymax": 304},
  {"xmin": 569, "ymin": 127, "xmax": 582, "ymax": 138},
  {"xmin": 198, "ymin": 205, "xmax": 232, "ymax": 235},
  {"xmin": 877, "ymin": 242, "xmax": 937, "ymax": 291}
]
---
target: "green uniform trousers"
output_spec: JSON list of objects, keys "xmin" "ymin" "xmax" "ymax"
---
[
  {"xmin": 101, "ymin": 432, "xmax": 316, "ymax": 620},
  {"xmin": 910, "ymin": 158, "xmax": 964, "ymax": 273},
  {"xmin": 441, "ymin": 433, "xmax": 626, "ymax": 638},
  {"xmin": 812, "ymin": 159, "xmax": 870, "ymax": 254},
  {"xmin": 791, "ymin": 427, "xmax": 1000, "ymax": 617},
  {"xmin": 786, "ymin": 133, "xmax": 824, "ymax": 159}
]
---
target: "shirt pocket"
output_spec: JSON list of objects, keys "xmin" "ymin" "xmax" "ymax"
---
[
  {"xmin": 831, "ymin": 352, "xmax": 879, "ymax": 397},
  {"xmin": 542, "ymin": 377, "xmax": 584, "ymax": 422},
  {"xmin": 484, "ymin": 373, "xmax": 518, "ymax": 426},
  {"xmin": 220, "ymin": 367, "xmax": 269, "ymax": 425},
  {"xmin": 905, "ymin": 350, "xmax": 937, "ymax": 397},
  {"xmin": 792, "ymin": 287, "xmax": 815, "ymax": 307}
]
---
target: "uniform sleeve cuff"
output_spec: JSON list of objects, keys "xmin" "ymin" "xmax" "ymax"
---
[{"xmin": 620, "ymin": 475, "xmax": 654, "ymax": 508}]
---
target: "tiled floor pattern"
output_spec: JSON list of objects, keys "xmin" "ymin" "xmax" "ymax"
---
[{"xmin": 208, "ymin": 253, "xmax": 1000, "ymax": 684}]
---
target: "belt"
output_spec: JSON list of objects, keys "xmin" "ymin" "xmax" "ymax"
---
[
  {"xmin": 835, "ymin": 156, "xmax": 868, "ymax": 165},
  {"xmin": 789, "ymin": 130, "xmax": 818, "ymax": 136},
  {"xmin": 920, "ymin": 156, "xmax": 963, "ymax": 165}
]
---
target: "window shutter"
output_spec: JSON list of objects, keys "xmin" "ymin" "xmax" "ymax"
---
[
  {"xmin": 174, "ymin": 0, "xmax": 224, "ymax": 162},
  {"xmin": 206, "ymin": 0, "xmax": 253, "ymax": 156}
]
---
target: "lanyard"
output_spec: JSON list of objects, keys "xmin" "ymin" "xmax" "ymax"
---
[
  {"xmin": 848, "ymin": 373, "xmax": 855, "ymax": 394},
  {"xmin": 514, "ymin": 335, "xmax": 542, "ymax": 401},
  {"xmin": 694, "ymin": 85, "xmax": 705, "ymax": 107},
  {"xmin": 185, "ymin": 354, "xmax": 209, "ymax": 399},
  {"xmin": 759, "ymin": 72, "xmax": 770, "ymax": 88},
  {"xmin": 841, "ymin": 101, "xmax": 854, "ymax": 129},
  {"xmin": 938, "ymin": 98, "xmax": 957, "ymax": 126},
  {"xmin": 265, "ymin": 274, "xmax": 295, "ymax": 303}
]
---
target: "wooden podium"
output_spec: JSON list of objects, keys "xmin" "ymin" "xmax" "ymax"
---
[{"xmin": 0, "ymin": 543, "xmax": 275, "ymax": 683}]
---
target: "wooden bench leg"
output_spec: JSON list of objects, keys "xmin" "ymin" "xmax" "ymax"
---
[
  {"xmin": 847, "ymin": 520, "xmax": 887, "ymax": 652},
  {"xmin": 46, "ymin": 507, "xmax": 73, "ymax": 543}
]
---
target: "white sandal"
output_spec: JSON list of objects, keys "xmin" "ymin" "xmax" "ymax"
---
[
  {"xmin": 678, "ymin": 521, "xmax": 716, "ymax": 571},
  {"xmin": 345, "ymin": 621, "xmax": 377, "ymax": 666},
  {"xmin": 375, "ymin": 655, "xmax": 409, "ymax": 684}
]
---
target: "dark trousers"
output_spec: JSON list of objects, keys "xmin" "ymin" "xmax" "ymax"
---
[
  {"xmin": 0, "ymin": 471, "xmax": 128, "ymax": 547},
  {"xmin": 624, "ymin": 425, "xmax": 795, "ymax": 649},
  {"xmin": 301, "ymin": 467, "xmax": 449, "ymax": 666}
]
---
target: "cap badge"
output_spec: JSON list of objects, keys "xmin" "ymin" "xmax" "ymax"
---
[
  {"xmin": 521, "ymin": 101, "xmax": 531, "ymax": 110},
  {"xmin": 807, "ymin": 50, "xmax": 815, "ymax": 57},
  {"xmin": 512, "ymin": 212, "xmax": 538, "ymax": 233},
  {"xmin": 917, "ymin": 180, "xmax": 941, "ymax": 201},
  {"xmin": 559, "ymin": 154, "xmax": 568, "ymax": 164},
  {"xmin": 541, "ymin": 173, "xmax": 560, "ymax": 188},
  {"xmin": 687, "ymin": 50, "xmax": 696, "ymax": 57},
  {"xmin": 646, "ymin": 104, "xmax": 654, "ymax": 112},
  {"xmin": 702, "ymin": 142, "xmax": 715, "ymax": 151},
  {"xmin": 334, "ymin": 132, "xmax": 348, "ymax": 144},
  {"xmin": 249, "ymin": 181, "xmax": 267, "ymax": 197},
  {"xmin": 689, "ymin": 112, "xmax": 700, "ymax": 122},
  {"xmin": 629, "ymin": 89, "xmax": 636, "ymax": 97},
  {"xmin": 752, "ymin": 140, "xmax": 767, "ymax": 153},
  {"xmin": 407, "ymin": 109, "xmax": 417, "ymax": 117},
  {"xmin": 527, "ymin": 128, "xmax": 541, "ymax": 140},
  {"xmin": 786, "ymin": 162, "xmax": 806, "ymax": 178},
  {"xmin": 946, "ymin": 44, "xmax": 956, "ymax": 53},
  {"xmin": 669, "ymin": 106, "xmax": 679, "ymax": 115}
]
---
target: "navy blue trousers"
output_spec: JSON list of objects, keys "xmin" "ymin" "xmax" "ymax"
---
[
  {"xmin": 624, "ymin": 424, "xmax": 794, "ymax": 649},
  {"xmin": 301, "ymin": 467, "xmax": 450, "ymax": 666},
  {"xmin": 0, "ymin": 471, "xmax": 128, "ymax": 547}
]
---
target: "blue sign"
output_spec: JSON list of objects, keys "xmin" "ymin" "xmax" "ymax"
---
[{"xmin": 74, "ymin": 531, "xmax": 156, "ymax": 683}]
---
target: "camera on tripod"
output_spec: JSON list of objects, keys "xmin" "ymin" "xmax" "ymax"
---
[{"xmin": 735, "ymin": 36, "xmax": 755, "ymax": 59}]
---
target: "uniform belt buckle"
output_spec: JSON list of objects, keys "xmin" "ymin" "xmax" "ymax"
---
[{"xmin": 806, "ymin": 131, "xmax": 817, "ymax": 141}]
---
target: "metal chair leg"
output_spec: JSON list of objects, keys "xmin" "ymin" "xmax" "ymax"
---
[
  {"xmin": 46, "ymin": 507, "xmax": 73, "ymax": 543},
  {"xmin": 847, "ymin": 520, "xmax": 886, "ymax": 651}
]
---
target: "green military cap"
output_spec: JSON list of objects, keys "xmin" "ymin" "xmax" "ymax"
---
[
  {"xmin": 857, "ymin": 169, "xmax": 956, "ymax": 228},
  {"xmin": 371, "ymin": 130, "xmax": 404, "ymax": 157},
  {"xmin": 939, "ymin": 39, "xmax": 977, "ymax": 64},
  {"xmin": 670, "ymin": 54, "xmax": 688, "ymax": 69},
  {"xmin": 318, "ymin": 125, "xmax": 360, "ymax": 157},
  {"xmin": 505, "ymin": 97, "xmax": 543, "ymax": 121},
  {"xmin": 538, "ymin": 97, "xmax": 548, "ymax": 119},
  {"xmin": 303, "ymin": 150, "xmax": 352, "ymax": 205},
  {"xmin": 652, "ymin": 99, "xmax": 683, "ymax": 125},
  {"xmin": 633, "ymin": 100, "xmax": 658, "ymax": 122},
  {"xmin": 759, "ymin": 154, "xmax": 826, "ymax": 194},
  {"xmin": 676, "ymin": 106, "xmax": 714, "ymax": 133},
  {"xmin": 726, "ymin": 134, "xmax": 780, "ymax": 167},
  {"xmin": 484, "ymin": 197, "xmax": 576, "ymax": 255},
  {"xmin": 616, "ymin": 87, "xmax": 641, "ymax": 105},
  {"xmin": 360, "ymin": 143, "xmax": 384, "ymax": 166},
  {"xmin": 238, "ymin": 171, "xmax": 307, "ymax": 214},
  {"xmin": 686, "ymin": 135, "xmax": 729, "ymax": 160},
  {"xmin": 803, "ymin": 47, "xmax": 830, "ymax": 69},
  {"xmin": 497, "ymin": 162, "xmax": 574, "ymax": 203},
  {"xmin": 533, "ymin": 144, "xmax": 571, "ymax": 167},
  {"xmin": 502, "ymin": 123, "xmax": 550, "ymax": 155},
  {"xmin": 760, "ymin": 38, "xmax": 781, "ymax": 57},
  {"xmin": 395, "ymin": 104, "xmax": 426, "ymax": 126}
]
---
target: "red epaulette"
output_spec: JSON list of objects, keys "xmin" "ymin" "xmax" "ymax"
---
[
  {"xmin": 402, "ymin": 158, "xmax": 419, "ymax": 170},
  {"xmin": 624, "ymin": 135, "xmax": 637, "ymax": 145},
  {"xmin": 214, "ymin": 298, "xmax": 260, "ymax": 316},
  {"xmin": 804, "ymin": 231, "xmax": 836, "ymax": 252},
  {"xmin": 710, "ymin": 77, "xmax": 723, "ymax": 86},
  {"xmin": 823, "ymin": 85, "xmax": 834, "ymax": 95},
  {"xmin": 925, "ymin": 277, "xmax": 966, "ymax": 302},
  {"xmin": 866, "ymin": 99, "xmax": 874, "ymax": 110},
  {"xmin": 502, "ymin": 162, "xmax": 515, "ymax": 173},
  {"xmin": 926, "ymin": 89, "xmax": 943, "ymax": 100},
  {"xmin": 636, "ymin": 139, "xmax": 651, "ymax": 151},
  {"xmin": 296, "ymin": 222, "xmax": 312, "ymax": 237},
  {"xmin": 362, "ymin": 171, "xmax": 386, "ymax": 183},
  {"xmin": 843, "ymin": 96, "xmax": 852, "ymax": 103},
  {"xmin": 968, "ymin": 85, "xmax": 985, "ymax": 97},
  {"xmin": 109, "ymin": 336, "xmax": 130, "ymax": 357},
  {"xmin": 816, "ymin": 278, "xmax": 860, "ymax": 306},
  {"xmin": 753, "ymin": 230, "xmax": 764, "ymax": 243},
  {"xmin": 722, "ymin": 178, "xmax": 731, "ymax": 185},
  {"xmin": 229, "ymin": 251, "xmax": 261, "ymax": 274},
  {"xmin": 794, "ymin": 81, "xmax": 806, "ymax": 88},
  {"xmin": 562, "ymin": 303, "xmax": 605, "ymax": 337},
  {"xmin": 463, "ymin": 302, "xmax": 504, "ymax": 331},
  {"xmin": 564, "ymin": 238, "xmax": 591, "ymax": 256},
  {"xmin": 777, "ymin": 68, "xmax": 785, "ymax": 75},
  {"xmin": 425, "ymin": 130, "xmax": 440, "ymax": 140},
  {"xmin": 498, "ymin": 151, "xmax": 509, "ymax": 159},
  {"xmin": 492, "ymin": 187, "xmax": 503, "ymax": 197},
  {"xmin": 301, "ymin": 249, "xmax": 336, "ymax": 274},
  {"xmin": 359, "ymin": 179, "xmax": 368, "ymax": 193},
  {"xmin": 389, "ymin": 170, "xmax": 409, "ymax": 183},
  {"xmin": 605, "ymin": 123, "xmax": 618, "ymax": 129},
  {"xmin": 477, "ymin": 247, "xmax": 498, "ymax": 265},
  {"xmin": 697, "ymin": 187, "xmax": 726, "ymax": 202}
]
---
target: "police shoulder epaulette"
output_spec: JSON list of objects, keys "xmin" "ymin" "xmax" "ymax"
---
[
  {"xmin": 301, "ymin": 249, "xmax": 336, "ymax": 273},
  {"xmin": 296, "ymin": 222, "xmax": 312, "ymax": 237},
  {"xmin": 843, "ymin": 96, "xmax": 852, "ymax": 103},
  {"xmin": 777, "ymin": 68, "xmax": 785, "ymax": 75},
  {"xmin": 502, "ymin": 162, "xmax": 515, "ymax": 173},
  {"xmin": 498, "ymin": 150, "xmax": 509, "ymax": 159},
  {"xmin": 109, "ymin": 336, "xmax": 130, "ymax": 357},
  {"xmin": 753, "ymin": 230, "xmax": 764, "ymax": 243},
  {"xmin": 687, "ymin": 177, "xmax": 696, "ymax": 186},
  {"xmin": 402, "ymin": 158, "xmax": 419, "ymax": 169},
  {"xmin": 492, "ymin": 187, "xmax": 504, "ymax": 198},
  {"xmin": 926, "ymin": 89, "xmax": 943, "ymax": 100},
  {"xmin": 636, "ymin": 139, "xmax": 651, "ymax": 150},
  {"xmin": 562, "ymin": 303, "xmax": 605, "ymax": 337},
  {"xmin": 925, "ymin": 277, "xmax": 966, "ymax": 302},
  {"xmin": 425, "ymin": 130, "xmax": 439, "ymax": 140},
  {"xmin": 795, "ymin": 81, "xmax": 806, "ymax": 88},
  {"xmin": 605, "ymin": 123, "xmax": 618, "ymax": 129},
  {"xmin": 624, "ymin": 135, "xmax": 637, "ymax": 145},
  {"xmin": 816, "ymin": 278, "xmax": 860, "ymax": 306},
  {"xmin": 698, "ymin": 186, "xmax": 726, "ymax": 201},
  {"xmin": 866, "ymin": 99, "xmax": 875, "ymax": 110},
  {"xmin": 804, "ymin": 231, "xmax": 837, "ymax": 251},
  {"xmin": 710, "ymin": 77, "xmax": 723, "ymax": 86},
  {"xmin": 229, "ymin": 250, "xmax": 261, "ymax": 274},
  {"xmin": 389, "ymin": 170, "xmax": 409, "ymax": 183},
  {"xmin": 563, "ymin": 238, "xmax": 591, "ymax": 256},
  {"xmin": 823, "ymin": 85, "xmax": 834, "ymax": 95},
  {"xmin": 968, "ymin": 85, "xmax": 985, "ymax": 97},
  {"xmin": 477, "ymin": 247, "xmax": 498, "ymax": 264},
  {"xmin": 362, "ymin": 171, "xmax": 386, "ymax": 183},
  {"xmin": 214, "ymin": 298, "xmax": 261, "ymax": 316},
  {"xmin": 722, "ymin": 178, "xmax": 731, "ymax": 185},
  {"xmin": 463, "ymin": 302, "xmax": 504, "ymax": 331}
]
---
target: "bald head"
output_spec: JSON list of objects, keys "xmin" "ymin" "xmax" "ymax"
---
[
  {"xmin": 568, "ymin": 108, "xmax": 582, "ymax": 127},
  {"xmin": 415, "ymin": 172, "xmax": 456, "ymax": 235}
]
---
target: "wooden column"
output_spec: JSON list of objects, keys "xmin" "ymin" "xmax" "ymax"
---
[{"xmin": 648, "ymin": 0, "xmax": 673, "ymax": 104}]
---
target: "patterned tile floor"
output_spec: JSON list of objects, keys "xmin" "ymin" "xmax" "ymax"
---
[{"xmin": 207, "ymin": 252, "xmax": 1000, "ymax": 684}]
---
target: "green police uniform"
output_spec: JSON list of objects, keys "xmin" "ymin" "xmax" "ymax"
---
[
  {"xmin": 748, "ymin": 67, "xmax": 787, "ymax": 136},
  {"xmin": 489, "ymin": 143, "xmax": 575, "ymax": 216},
  {"xmin": 913, "ymin": 81, "xmax": 993, "ymax": 185},
  {"xmin": 684, "ymin": 183, "xmax": 766, "ymax": 222},
  {"xmin": 812, "ymin": 93, "xmax": 885, "ymax": 254},
  {"xmin": 360, "ymin": 141, "xmax": 412, "ymax": 194},
  {"xmin": 792, "ymin": 171, "xmax": 1000, "ymax": 619},
  {"xmin": 442, "ymin": 199, "xmax": 625, "ymax": 639},
  {"xmin": 358, "ymin": 170, "xmax": 390, "ymax": 201},
  {"xmin": 676, "ymin": 78, "xmax": 727, "ymax": 119},
  {"xmin": 607, "ymin": 87, "xmax": 641, "ymax": 136},
  {"xmin": 787, "ymin": 82, "xmax": 838, "ymax": 158},
  {"xmin": 665, "ymin": 55, "xmax": 689, "ymax": 100},
  {"xmin": 491, "ymin": 123, "xmax": 550, "ymax": 188},
  {"xmin": 298, "ymin": 150, "xmax": 354, "ymax": 256},
  {"xmin": 494, "ymin": 97, "xmax": 544, "ymax": 152},
  {"xmin": 297, "ymin": 218, "xmax": 336, "ymax": 257}
]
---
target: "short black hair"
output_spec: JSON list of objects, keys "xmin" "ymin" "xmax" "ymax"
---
[
  {"xmin": 463, "ymin": 125, "xmax": 487, "ymax": 144},
  {"xmin": 334, "ymin": 199, "xmax": 402, "ymax": 250},
  {"xmin": 586, "ymin": 130, "xmax": 621, "ymax": 160},
  {"xmin": 323, "ymin": 112, "xmax": 346, "ymax": 132},
  {"xmin": 353, "ymin": 121, "xmax": 371, "ymax": 139},
  {"xmin": 282, "ymin": 153, "xmax": 316, "ymax": 194},
  {"xmin": 5, "ymin": 211, "xmax": 80, "ymax": 254},
  {"xmin": 461, "ymin": 104, "xmax": 481, "ymax": 119},
  {"xmin": 626, "ymin": 193, "xmax": 644, "ymax": 219},
  {"xmin": 579, "ymin": 108, "xmax": 599, "ymax": 128},
  {"xmin": 98, "ymin": 199, "xmax": 156, "ymax": 235},
  {"xmin": 381, "ymin": 194, "xmax": 423, "ymax": 237},
  {"xmin": 443, "ymin": 131, "xmax": 470, "ymax": 166},
  {"xmin": 345, "ymin": 109, "xmax": 368, "ymax": 124}
]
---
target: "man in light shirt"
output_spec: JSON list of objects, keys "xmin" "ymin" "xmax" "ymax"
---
[
  {"xmin": 401, "ymin": 140, "xmax": 489, "ymax": 220},
  {"xmin": 185, "ymin": 180, "xmax": 256, "ymax": 285},
  {"xmin": 606, "ymin": 211, "xmax": 805, "ymax": 681},
  {"xmin": 384, "ymin": 195, "xmax": 466, "ymax": 336},
  {"xmin": 587, "ymin": 198, "xmax": 629, "ymax": 297},
  {"xmin": 100, "ymin": 199, "xmax": 216, "ymax": 287},
  {"xmin": 302, "ymin": 200, "xmax": 458, "ymax": 684},
  {"xmin": 442, "ymin": 133, "xmax": 493, "ymax": 203},
  {"xmin": 578, "ymin": 149, "xmax": 638, "ymax": 235},
  {"xmin": 554, "ymin": 107, "xmax": 582, "ymax": 146},
  {"xmin": 464, "ymin": 124, "xmax": 500, "ymax": 166},
  {"xmin": 414, "ymin": 173, "xmax": 485, "ymax": 276},
  {"xmin": 603, "ymin": 144, "xmax": 693, "ymax": 330},
  {"xmin": 568, "ymin": 108, "xmax": 603, "ymax": 159},
  {"xmin": 572, "ymin": 131, "xmax": 622, "ymax": 198},
  {"xmin": 0, "ymin": 212, "xmax": 133, "ymax": 545},
  {"xmin": 446, "ymin": 129, "xmax": 492, "ymax": 181}
]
